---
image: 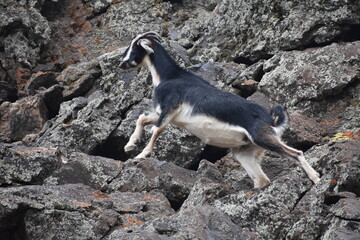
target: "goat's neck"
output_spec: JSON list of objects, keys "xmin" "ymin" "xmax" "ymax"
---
[
  {"xmin": 143, "ymin": 45, "xmax": 182, "ymax": 87},
  {"xmin": 143, "ymin": 56, "xmax": 161, "ymax": 87}
]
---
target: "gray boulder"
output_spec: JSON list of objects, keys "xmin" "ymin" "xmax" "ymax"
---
[
  {"xmin": 259, "ymin": 41, "xmax": 360, "ymax": 109},
  {"xmin": 0, "ymin": 94, "xmax": 48, "ymax": 142},
  {"xmin": 35, "ymin": 91, "xmax": 122, "ymax": 157},
  {"xmin": 150, "ymin": 205, "xmax": 256, "ymax": 240},
  {"xmin": 108, "ymin": 158, "xmax": 197, "ymax": 208},
  {"xmin": 283, "ymin": 112, "xmax": 328, "ymax": 149},
  {"xmin": 330, "ymin": 198, "xmax": 360, "ymax": 221},
  {"xmin": 180, "ymin": 0, "xmax": 360, "ymax": 62},
  {"xmin": 56, "ymin": 59, "xmax": 102, "ymax": 101},
  {"xmin": 189, "ymin": 62, "xmax": 246, "ymax": 91},
  {"xmin": 25, "ymin": 71, "xmax": 58, "ymax": 95},
  {"xmin": 214, "ymin": 172, "xmax": 313, "ymax": 240},
  {"xmin": 109, "ymin": 190, "xmax": 175, "ymax": 229},
  {"xmin": 0, "ymin": 184, "xmax": 119, "ymax": 240},
  {"xmin": 107, "ymin": 205, "xmax": 256, "ymax": 240},
  {"xmin": 0, "ymin": 1, "xmax": 50, "ymax": 68},
  {"xmin": 0, "ymin": 143, "xmax": 61, "ymax": 186},
  {"xmin": 0, "ymin": 184, "xmax": 175, "ymax": 240},
  {"xmin": 45, "ymin": 152, "xmax": 122, "ymax": 190},
  {"xmin": 101, "ymin": 0, "xmax": 172, "ymax": 43}
]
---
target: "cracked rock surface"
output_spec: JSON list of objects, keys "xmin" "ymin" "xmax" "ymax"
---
[{"xmin": 1, "ymin": 0, "xmax": 360, "ymax": 239}]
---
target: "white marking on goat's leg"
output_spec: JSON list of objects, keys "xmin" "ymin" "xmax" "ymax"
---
[
  {"xmin": 124, "ymin": 112, "xmax": 159, "ymax": 152},
  {"xmin": 135, "ymin": 126, "xmax": 164, "ymax": 159},
  {"xmin": 298, "ymin": 152, "xmax": 320, "ymax": 184},
  {"xmin": 135, "ymin": 107, "xmax": 180, "ymax": 159},
  {"xmin": 232, "ymin": 146, "xmax": 270, "ymax": 188},
  {"xmin": 253, "ymin": 148, "xmax": 271, "ymax": 188},
  {"xmin": 280, "ymin": 143, "xmax": 320, "ymax": 184}
]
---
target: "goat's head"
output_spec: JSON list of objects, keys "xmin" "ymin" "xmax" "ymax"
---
[{"xmin": 119, "ymin": 31, "xmax": 162, "ymax": 70}]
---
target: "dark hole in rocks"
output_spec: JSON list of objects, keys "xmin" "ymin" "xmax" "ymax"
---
[
  {"xmin": 41, "ymin": 0, "xmax": 64, "ymax": 21},
  {"xmin": 168, "ymin": 197, "xmax": 186, "ymax": 212},
  {"xmin": 46, "ymin": 103, "xmax": 61, "ymax": 120},
  {"xmin": 332, "ymin": 24, "xmax": 360, "ymax": 43},
  {"xmin": 254, "ymin": 67, "xmax": 265, "ymax": 83},
  {"xmin": 292, "ymin": 141, "xmax": 316, "ymax": 153},
  {"xmin": 234, "ymin": 54, "xmax": 273, "ymax": 65},
  {"xmin": 338, "ymin": 181, "xmax": 360, "ymax": 197},
  {"xmin": 91, "ymin": 135, "xmax": 128, "ymax": 161},
  {"xmin": 164, "ymin": 0, "xmax": 183, "ymax": 4},
  {"xmin": 0, "ymin": 208, "xmax": 29, "ymax": 240},
  {"xmin": 0, "ymin": 21, "xmax": 27, "ymax": 37},
  {"xmin": 324, "ymin": 195, "xmax": 343, "ymax": 206},
  {"xmin": 86, "ymin": 5, "xmax": 111, "ymax": 21},
  {"xmin": 189, "ymin": 145, "xmax": 228, "ymax": 170},
  {"xmin": 233, "ymin": 56, "xmax": 255, "ymax": 65},
  {"xmin": 183, "ymin": 43, "xmax": 194, "ymax": 50},
  {"xmin": 297, "ymin": 24, "xmax": 360, "ymax": 51},
  {"xmin": 233, "ymin": 84, "xmax": 257, "ymax": 98}
]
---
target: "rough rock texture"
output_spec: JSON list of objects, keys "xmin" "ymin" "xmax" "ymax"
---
[
  {"xmin": 1, "ymin": 0, "xmax": 360, "ymax": 239},
  {"xmin": 178, "ymin": 0, "xmax": 360, "ymax": 63},
  {"xmin": 44, "ymin": 152, "xmax": 122, "ymax": 190},
  {"xmin": 0, "ymin": 143, "xmax": 61, "ymax": 186},
  {"xmin": 56, "ymin": 59, "xmax": 102, "ymax": 101},
  {"xmin": 0, "ymin": 95, "xmax": 48, "ymax": 142},
  {"xmin": 259, "ymin": 41, "xmax": 360, "ymax": 109},
  {"xmin": 34, "ymin": 91, "xmax": 122, "ymax": 157},
  {"xmin": 107, "ymin": 158, "xmax": 197, "ymax": 208}
]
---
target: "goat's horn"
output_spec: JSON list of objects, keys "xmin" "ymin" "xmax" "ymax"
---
[{"xmin": 137, "ymin": 31, "xmax": 163, "ymax": 42}]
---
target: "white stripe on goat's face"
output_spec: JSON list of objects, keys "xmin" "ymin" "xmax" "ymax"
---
[{"xmin": 122, "ymin": 33, "xmax": 144, "ymax": 62}]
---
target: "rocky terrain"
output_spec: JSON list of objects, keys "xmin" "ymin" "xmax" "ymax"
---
[{"xmin": 1, "ymin": 0, "xmax": 360, "ymax": 239}]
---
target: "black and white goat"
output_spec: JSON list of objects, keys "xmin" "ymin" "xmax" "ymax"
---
[{"xmin": 119, "ymin": 32, "xmax": 320, "ymax": 188}]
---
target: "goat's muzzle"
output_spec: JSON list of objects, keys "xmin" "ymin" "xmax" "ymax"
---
[
  {"xmin": 119, "ymin": 60, "xmax": 138, "ymax": 70},
  {"xmin": 119, "ymin": 61, "xmax": 129, "ymax": 69}
]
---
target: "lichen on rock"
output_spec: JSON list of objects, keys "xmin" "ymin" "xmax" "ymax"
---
[{"xmin": 1, "ymin": 0, "xmax": 360, "ymax": 239}]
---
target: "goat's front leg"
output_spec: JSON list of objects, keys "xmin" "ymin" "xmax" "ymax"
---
[
  {"xmin": 135, "ymin": 106, "xmax": 178, "ymax": 159},
  {"xmin": 135, "ymin": 125, "xmax": 164, "ymax": 159},
  {"xmin": 124, "ymin": 112, "xmax": 159, "ymax": 152}
]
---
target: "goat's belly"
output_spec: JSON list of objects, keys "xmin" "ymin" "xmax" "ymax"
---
[{"xmin": 173, "ymin": 115, "xmax": 251, "ymax": 148}]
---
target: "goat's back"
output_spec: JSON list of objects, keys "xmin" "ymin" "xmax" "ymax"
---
[{"xmin": 154, "ymin": 72, "xmax": 273, "ymax": 134}]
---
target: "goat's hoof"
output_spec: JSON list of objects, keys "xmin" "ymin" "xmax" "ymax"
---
[
  {"xmin": 129, "ymin": 158, "xmax": 142, "ymax": 164},
  {"xmin": 124, "ymin": 143, "xmax": 136, "ymax": 152},
  {"xmin": 312, "ymin": 176, "xmax": 321, "ymax": 184},
  {"xmin": 135, "ymin": 153, "xmax": 148, "ymax": 159},
  {"xmin": 310, "ymin": 171, "xmax": 321, "ymax": 184},
  {"xmin": 254, "ymin": 177, "xmax": 270, "ymax": 189}
]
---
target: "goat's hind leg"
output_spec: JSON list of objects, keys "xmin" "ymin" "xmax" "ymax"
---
[
  {"xmin": 257, "ymin": 134, "xmax": 320, "ymax": 184},
  {"xmin": 232, "ymin": 145, "xmax": 270, "ymax": 188},
  {"xmin": 124, "ymin": 112, "xmax": 159, "ymax": 152},
  {"xmin": 280, "ymin": 143, "xmax": 320, "ymax": 184}
]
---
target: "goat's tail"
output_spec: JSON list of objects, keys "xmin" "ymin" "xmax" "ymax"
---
[{"xmin": 270, "ymin": 104, "xmax": 287, "ymax": 136}]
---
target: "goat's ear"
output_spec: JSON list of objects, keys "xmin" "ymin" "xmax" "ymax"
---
[{"xmin": 138, "ymin": 39, "xmax": 154, "ymax": 54}]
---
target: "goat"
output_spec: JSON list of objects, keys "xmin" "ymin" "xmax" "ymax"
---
[{"xmin": 119, "ymin": 31, "xmax": 320, "ymax": 188}]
